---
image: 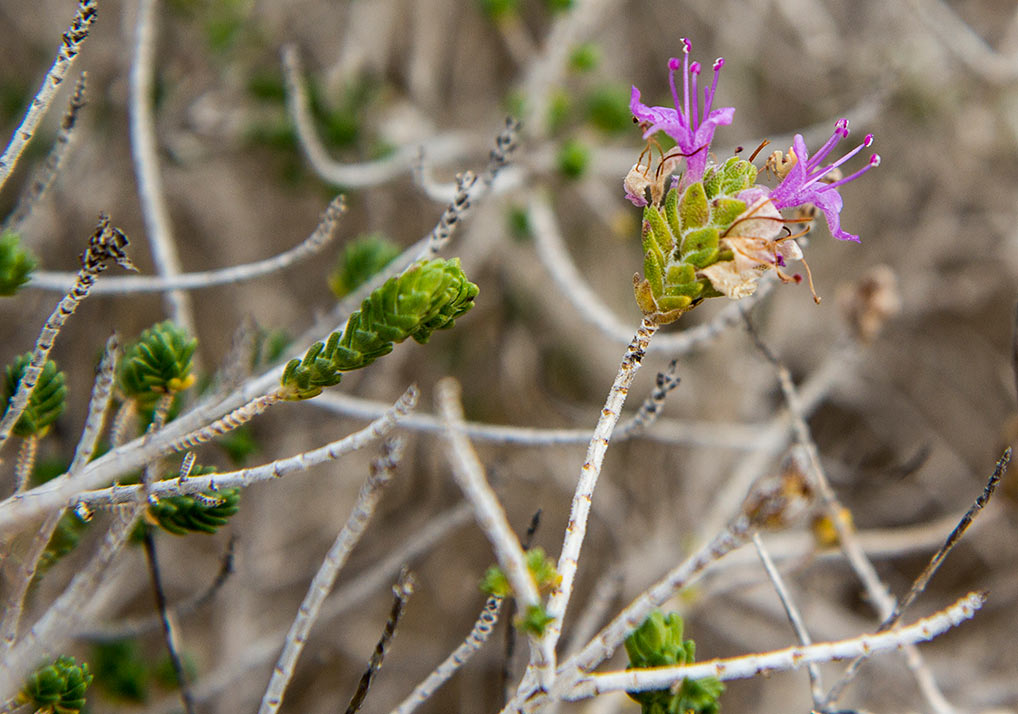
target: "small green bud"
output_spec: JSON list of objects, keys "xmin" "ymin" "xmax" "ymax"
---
[
  {"xmin": 119, "ymin": 321, "xmax": 197, "ymax": 406},
  {"xmin": 2, "ymin": 353, "xmax": 67, "ymax": 438},
  {"xmin": 18, "ymin": 656, "xmax": 93, "ymax": 714},
  {"xmin": 145, "ymin": 466, "xmax": 240, "ymax": 536},
  {"xmin": 329, "ymin": 234, "xmax": 400, "ymax": 299},
  {"xmin": 516, "ymin": 604, "xmax": 555, "ymax": 636},
  {"xmin": 557, "ymin": 139, "xmax": 590, "ymax": 179},
  {"xmin": 0, "ymin": 230, "xmax": 37, "ymax": 295}
]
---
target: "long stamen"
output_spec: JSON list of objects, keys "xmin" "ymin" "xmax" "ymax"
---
[
  {"xmin": 704, "ymin": 57, "xmax": 724, "ymax": 115},
  {"xmin": 822, "ymin": 154, "xmax": 881, "ymax": 191},
  {"xmin": 667, "ymin": 57, "xmax": 682, "ymax": 118},
  {"xmin": 689, "ymin": 62, "xmax": 701, "ymax": 131},
  {"xmin": 804, "ymin": 119, "xmax": 851, "ymax": 171},
  {"xmin": 681, "ymin": 38, "xmax": 692, "ymax": 126},
  {"xmin": 804, "ymin": 134, "xmax": 874, "ymax": 188}
]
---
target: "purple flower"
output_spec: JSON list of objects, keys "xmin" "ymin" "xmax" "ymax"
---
[
  {"xmin": 766, "ymin": 119, "xmax": 880, "ymax": 242},
  {"xmin": 629, "ymin": 38, "xmax": 735, "ymax": 183}
]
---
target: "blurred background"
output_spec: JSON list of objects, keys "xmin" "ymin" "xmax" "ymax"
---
[{"xmin": 1, "ymin": 0, "xmax": 1017, "ymax": 712}]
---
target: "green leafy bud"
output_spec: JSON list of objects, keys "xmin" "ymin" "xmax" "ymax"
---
[
  {"xmin": 625, "ymin": 612, "xmax": 723, "ymax": 714},
  {"xmin": 18, "ymin": 655, "xmax": 93, "ymax": 714},
  {"xmin": 480, "ymin": 547, "xmax": 561, "ymax": 598},
  {"xmin": 282, "ymin": 258, "xmax": 478, "ymax": 400},
  {"xmin": 0, "ymin": 230, "xmax": 37, "ymax": 295},
  {"xmin": 557, "ymin": 139, "xmax": 590, "ymax": 179},
  {"xmin": 516, "ymin": 604, "xmax": 554, "ymax": 636},
  {"xmin": 569, "ymin": 43, "xmax": 600, "ymax": 74},
  {"xmin": 329, "ymin": 234, "xmax": 401, "ymax": 299},
  {"xmin": 91, "ymin": 641, "xmax": 148, "ymax": 703},
  {"xmin": 119, "ymin": 321, "xmax": 197, "ymax": 406},
  {"xmin": 3, "ymin": 353, "xmax": 66, "ymax": 438},
  {"xmin": 145, "ymin": 466, "xmax": 239, "ymax": 535}
]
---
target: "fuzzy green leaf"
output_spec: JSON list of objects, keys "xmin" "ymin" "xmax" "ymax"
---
[
  {"xmin": 680, "ymin": 227, "xmax": 720, "ymax": 268},
  {"xmin": 678, "ymin": 182, "xmax": 710, "ymax": 230}
]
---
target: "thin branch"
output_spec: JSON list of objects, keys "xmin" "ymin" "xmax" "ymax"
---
[
  {"xmin": 28, "ymin": 195, "xmax": 347, "ymax": 294},
  {"xmin": 822, "ymin": 448, "xmax": 1010, "ymax": 707},
  {"xmin": 3, "ymin": 72, "xmax": 87, "ymax": 232},
  {"xmin": 435, "ymin": 378, "xmax": 554, "ymax": 685},
  {"xmin": 345, "ymin": 569, "xmax": 415, "ymax": 714},
  {"xmin": 0, "ymin": 0, "xmax": 96, "ymax": 193},
  {"xmin": 0, "ymin": 385, "xmax": 417, "ymax": 534},
  {"xmin": 129, "ymin": 0, "xmax": 193, "ymax": 332},
  {"xmin": 752, "ymin": 533, "xmax": 824, "ymax": 707},
  {"xmin": 744, "ymin": 314, "xmax": 958, "ymax": 714},
  {"xmin": 74, "ymin": 386, "xmax": 418, "ymax": 508},
  {"xmin": 258, "ymin": 437, "xmax": 406, "ymax": 714},
  {"xmin": 79, "ymin": 535, "xmax": 235, "ymax": 641},
  {"xmin": 281, "ymin": 44, "xmax": 476, "ymax": 188},
  {"xmin": 391, "ymin": 596, "xmax": 504, "ymax": 714},
  {"xmin": 0, "ymin": 215, "xmax": 134, "ymax": 457},
  {"xmin": 313, "ymin": 390, "xmax": 768, "ymax": 451},
  {"xmin": 541, "ymin": 317, "xmax": 658, "ymax": 664},
  {"xmin": 69, "ymin": 333, "xmax": 120, "ymax": 473},
  {"xmin": 565, "ymin": 592, "xmax": 985, "ymax": 701},
  {"xmin": 142, "ymin": 528, "xmax": 197, "ymax": 714},
  {"xmin": 187, "ymin": 504, "xmax": 472, "ymax": 705},
  {"xmin": 615, "ymin": 360, "xmax": 680, "ymax": 439}
]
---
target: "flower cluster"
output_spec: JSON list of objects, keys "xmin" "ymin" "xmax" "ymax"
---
[{"xmin": 625, "ymin": 40, "xmax": 879, "ymax": 317}]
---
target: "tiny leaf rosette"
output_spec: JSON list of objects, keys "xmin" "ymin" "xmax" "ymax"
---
[
  {"xmin": 118, "ymin": 321, "xmax": 198, "ymax": 406},
  {"xmin": 281, "ymin": 258, "xmax": 478, "ymax": 400},
  {"xmin": 18, "ymin": 655, "xmax": 93, "ymax": 714},
  {"xmin": 2, "ymin": 353, "xmax": 67, "ymax": 438}
]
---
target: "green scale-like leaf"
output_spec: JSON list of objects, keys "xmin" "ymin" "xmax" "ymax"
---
[
  {"xmin": 634, "ymin": 158, "xmax": 758, "ymax": 323},
  {"xmin": 148, "ymin": 488, "xmax": 240, "ymax": 536},
  {"xmin": 3, "ymin": 354, "xmax": 67, "ymax": 438},
  {"xmin": 282, "ymin": 258, "xmax": 478, "ymax": 400}
]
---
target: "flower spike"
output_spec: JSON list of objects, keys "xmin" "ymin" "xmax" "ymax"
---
[
  {"xmin": 764, "ymin": 120, "xmax": 880, "ymax": 242},
  {"xmin": 628, "ymin": 38, "xmax": 734, "ymax": 189}
]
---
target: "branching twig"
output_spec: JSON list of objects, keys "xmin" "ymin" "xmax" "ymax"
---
[
  {"xmin": 258, "ymin": 437, "xmax": 406, "ymax": 714},
  {"xmin": 565, "ymin": 592, "xmax": 985, "ymax": 701}
]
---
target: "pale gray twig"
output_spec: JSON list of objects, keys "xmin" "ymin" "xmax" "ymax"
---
[
  {"xmin": 751, "ymin": 533, "xmax": 824, "ymax": 707},
  {"xmin": 391, "ymin": 596, "xmax": 504, "ymax": 714},
  {"xmin": 258, "ymin": 437, "xmax": 406, "ymax": 714},
  {"xmin": 565, "ymin": 592, "xmax": 985, "ymax": 701},
  {"xmin": 129, "ymin": 0, "xmax": 193, "ymax": 333},
  {"xmin": 3, "ymin": 72, "xmax": 87, "ymax": 233},
  {"xmin": 27, "ymin": 195, "xmax": 347, "ymax": 294},
  {"xmin": 0, "ymin": 0, "xmax": 96, "ymax": 194}
]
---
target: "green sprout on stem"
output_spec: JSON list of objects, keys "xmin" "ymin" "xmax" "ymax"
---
[{"xmin": 625, "ymin": 611, "xmax": 723, "ymax": 714}]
